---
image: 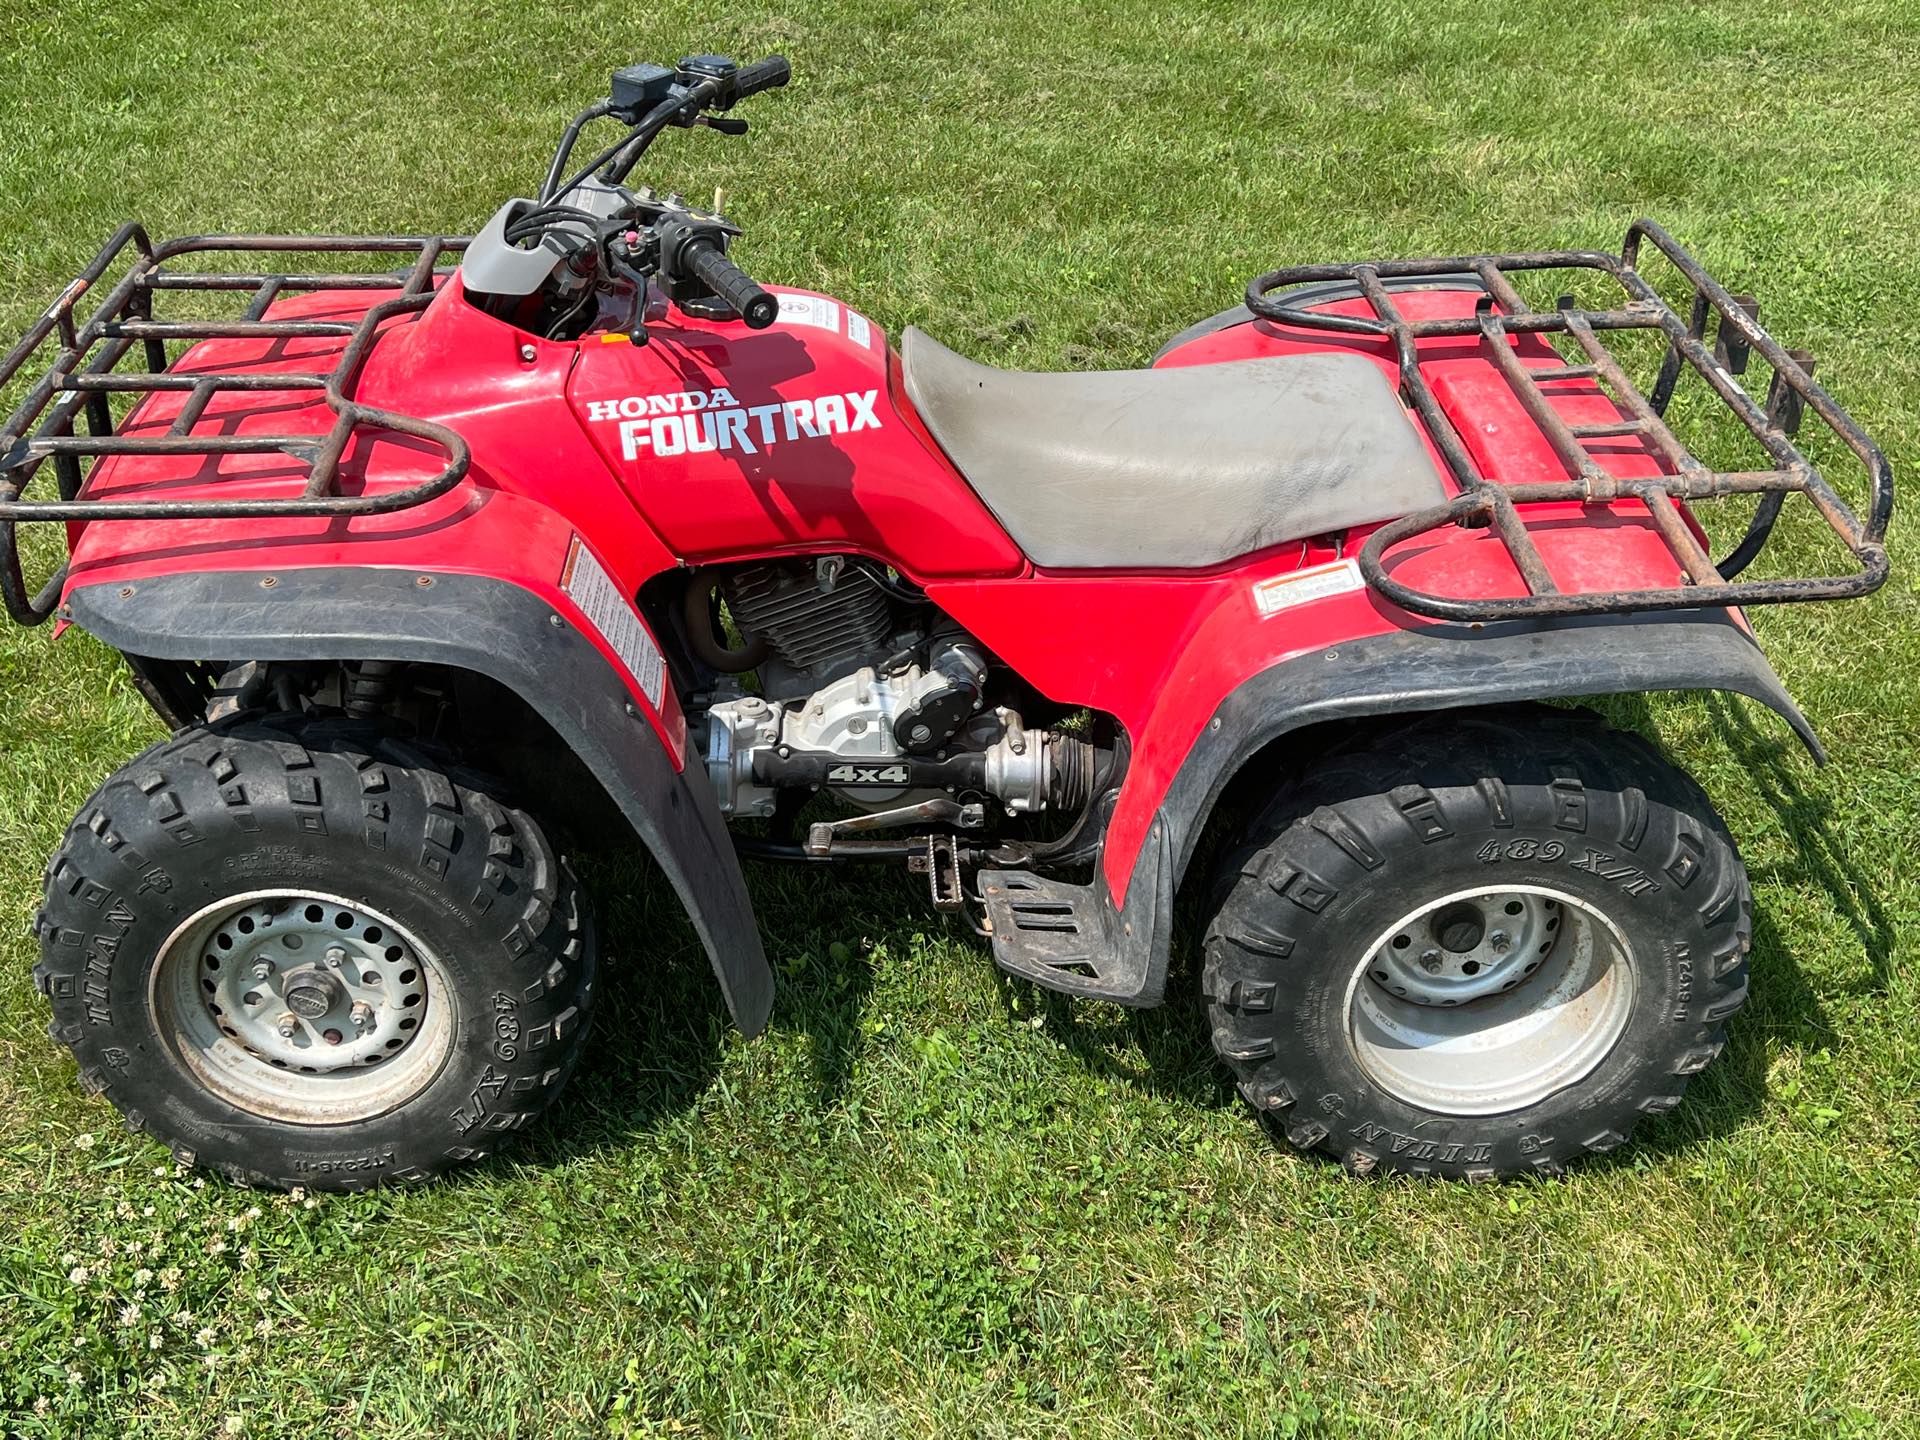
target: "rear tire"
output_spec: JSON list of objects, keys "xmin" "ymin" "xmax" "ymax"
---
[
  {"xmin": 32, "ymin": 714, "xmax": 595, "ymax": 1191},
  {"xmin": 1202, "ymin": 706, "xmax": 1750, "ymax": 1179}
]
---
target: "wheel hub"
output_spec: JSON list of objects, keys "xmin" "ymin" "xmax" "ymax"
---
[
  {"xmin": 1368, "ymin": 891, "xmax": 1559, "ymax": 1006},
  {"xmin": 1347, "ymin": 883, "xmax": 1636, "ymax": 1116},
  {"xmin": 154, "ymin": 890, "xmax": 451, "ymax": 1123},
  {"xmin": 282, "ymin": 967, "xmax": 343, "ymax": 1019}
]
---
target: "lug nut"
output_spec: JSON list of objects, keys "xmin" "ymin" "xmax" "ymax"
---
[
  {"xmin": 324, "ymin": 947, "xmax": 346, "ymax": 969},
  {"xmin": 1419, "ymin": 949, "xmax": 1443, "ymax": 974},
  {"xmin": 250, "ymin": 960, "xmax": 274, "ymax": 981},
  {"xmin": 275, "ymin": 1013, "xmax": 299, "ymax": 1039},
  {"xmin": 1489, "ymin": 930, "xmax": 1511, "ymax": 953},
  {"xmin": 350, "ymin": 1001, "xmax": 374, "ymax": 1033}
]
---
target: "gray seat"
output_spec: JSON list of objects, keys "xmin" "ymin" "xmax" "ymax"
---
[{"xmin": 901, "ymin": 327, "xmax": 1448, "ymax": 569}]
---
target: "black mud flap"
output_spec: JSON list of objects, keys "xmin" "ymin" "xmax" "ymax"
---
[
  {"xmin": 1155, "ymin": 609, "xmax": 1818, "ymax": 889},
  {"xmin": 65, "ymin": 567, "xmax": 774, "ymax": 1036},
  {"xmin": 1099, "ymin": 609, "xmax": 1818, "ymax": 1008}
]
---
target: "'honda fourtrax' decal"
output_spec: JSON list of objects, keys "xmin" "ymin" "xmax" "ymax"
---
[{"xmin": 584, "ymin": 385, "xmax": 882, "ymax": 460}]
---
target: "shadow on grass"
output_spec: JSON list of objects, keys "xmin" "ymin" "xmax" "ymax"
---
[
  {"xmin": 495, "ymin": 688, "xmax": 1874, "ymax": 1177},
  {"xmin": 505, "ymin": 847, "xmax": 894, "ymax": 1170},
  {"xmin": 1703, "ymin": 690, "xmax": 1895, "ymax": 986},
  {"xmin": 1580, "ymin": 689, "xmax": 1869, "ymax": 1168},
  {"xmin": 988, "ymin": 951, "xmax": 1234, "ymax": 1114}
]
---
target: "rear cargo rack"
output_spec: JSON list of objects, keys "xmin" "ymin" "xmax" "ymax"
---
[
  {"xmin": 1246, "ymin": 219, "xmax": 1892, "ymax": 622},
  {"xmin": 0, "ymin": 225, "xmax": 470, "ymax": 625}
]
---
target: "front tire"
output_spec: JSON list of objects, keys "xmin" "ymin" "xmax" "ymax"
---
[
  {"xmin": 1202, "ymin": 707, "xmax": 1750, "ymax": 1179},
  {"xmin": 32, "ymin": 715, "xmax": 595, "ymax": 1190}
]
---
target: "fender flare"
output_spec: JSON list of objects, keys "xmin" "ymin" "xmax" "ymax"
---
[
  {"xmin": 65, "ymin": 566, "xmax": 774, "ymax": 1036},
  {"xmin": 1144, "ymin": 609, "xmax": 1819, "ymax": 896}
]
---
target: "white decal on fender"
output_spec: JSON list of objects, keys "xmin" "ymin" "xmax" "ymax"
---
[
  {"xmin": 776, "ymin": 294, "xmax": 841, "ymax": 332},
  {"xmin": 586, "ymin": 384, "xmax": 883, "ymax": 460},
  {"xmin": 1251, "ymin": 558, "xmax": 1366, "ymax": 615},
  {"xmin": 560, "ymin": 536, "xmax": 666, "ymax": 710}
]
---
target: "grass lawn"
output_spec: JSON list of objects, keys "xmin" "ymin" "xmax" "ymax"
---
[{"xmin": 3, "ymin": 0, "xmax": 1919, "ymax": 1434}]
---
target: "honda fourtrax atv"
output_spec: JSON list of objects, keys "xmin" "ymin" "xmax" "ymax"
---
[{"xmin": 4, "ymin": 56, "xmax": 1892, "ymax": 1187}]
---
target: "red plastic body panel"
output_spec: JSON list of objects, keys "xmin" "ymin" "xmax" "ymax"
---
[
  {"xmin": 938, "ymin": 289, "xmax": 1712, "ymax": 903},
  {"xmin": 565, "ymin": 292, "xmax": 1022, "ymax": 578},
  {"xmin": 65, "ymin": 275, "xmax": 1717, "ymax": 901}
]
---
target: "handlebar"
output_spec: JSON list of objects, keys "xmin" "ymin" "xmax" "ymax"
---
[
  {"xmin": 546, "ymin": 54, "xmax": 791, "ymax": 203},
  {"xmin": 729, "ymin": 54, "xmax": 791, "ymax": 104},
  {"xmin": 687, "ymin": 243, "xmax": 778, "ymax": 328}
]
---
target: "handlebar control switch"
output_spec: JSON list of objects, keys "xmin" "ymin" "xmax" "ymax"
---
[
  {"xmin": 677, "ymin": 54, "xmax": 740, "ymax": 95},
  {"xmin": 609, "ymin": 63, "xmax": 676, "ymax": 124}
]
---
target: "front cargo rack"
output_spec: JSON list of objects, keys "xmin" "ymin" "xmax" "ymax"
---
[
  {"xmin": 0, "ymin": 225, "xmax": 471, "ymax": 626},
  {"xmin": 1246, "ymin": 218, "xmax": 1893, "ymax": 622}
]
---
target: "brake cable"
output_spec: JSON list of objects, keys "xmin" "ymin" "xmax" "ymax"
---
[{"xmin": 544, "ymin": 77, "xmax": 722, "ymax": 204}]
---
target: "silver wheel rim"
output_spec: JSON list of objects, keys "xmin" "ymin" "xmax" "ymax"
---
[
  {"xmin": 1345, "ymin": 884, "xmax": 1636, "ymax": 1116},
  {"xmin": 152, "ymin": 889, "xmax": 455, "ymax": 1124}
]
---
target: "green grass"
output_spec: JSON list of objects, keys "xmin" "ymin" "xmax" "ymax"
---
[{"xmin": 4, "ymin": 0, "xmax": 1920, "ymax": 1434}]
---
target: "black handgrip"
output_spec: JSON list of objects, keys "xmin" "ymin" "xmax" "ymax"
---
[
  {"xmin": 732, "ymin": 54, "xmax": 791, "ymax": 101},
  {"xmin": 688, "ymin": 243, "xmax": 778, "ymax": 328}
]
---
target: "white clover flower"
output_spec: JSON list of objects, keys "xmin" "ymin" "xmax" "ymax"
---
[
  {"xmin": 153, "ymin": 1165, "xmax": 170, "ymax": 1177},
  {"xmin": 192, "ymin": 1178, "xmax": 206, "ymax": 1189},
  {"xmin": 254, "ymin": 1318, "xmax": 272, "ymax": 1337},
  {"xmin": 149, "ymin": 1332, "xmax": 164, "ymax": 1350},
  {"xmin": 66, "ymin": 1367, "xmax": 83, "ymax": 1386},
  {"xmin": 253, "ymin": 1286, "xmax": 270, "ymax": 1301},
  {"xmin": 67, "ymin": 1265, "xmax": 89, "ymax": 1285},
  {"xmin": 224, "ymin": 1415, "xmax": 245, "ymax": 1435},
  {"xmin": 195, "ymin": 1326, "xmax": 217, "ymax": 1349},
  {"xmin": 225, "ymin": 1216, "xmax": 244, "ymax": 1233},
  {"xmin": 127, "ymin": 1240, "xmax": 144, "ymax": 1256},
  {"xmin": 239, "ymin": 1246, "xmax": 257, "ymax": 1267},
  {"xmin": 143, "ymin": 1205, "xmax": 156, "ymax": 1218},
  {"xmin": 115, "ymin": 1201, "xmax": 135, "ymax": 1219},
  {"xmin": 73, "ymin": 1133, "xmax": 96, "ymax": 1150},
  {"xmin": 207, "ymin": 1240, "xmax": 228, "ymax": 1256},
  {"xmin": 288, "ymin": 1187, "xmax": 306, "ymax": 1202},
  {"xmin": 118, "ymin": 1303, "xmax": 142, "ymax": 1327},
  {"xmin": 33, "ymin": 1396, "xmax": 50, "ymax": 1414},
  {"xmin": 60, "ymin": 1252, "xmax": 78, "ymax": 1266},
  {"xmin": 133, "ymin": 1267, "xmax": 154, "ymax": 1288},
  {"xmin": 245, "ymin": 1206, "xmax": 261, "ymax": 1221},
  {"xmin": 159, "ymin": 1268, "xmax": 182, "ymax": 1291}
]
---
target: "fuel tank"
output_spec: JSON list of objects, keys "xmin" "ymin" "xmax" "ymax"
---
[{"xmin": 565, "ymin": 288, "xmax": 1025, "ymax": 580}]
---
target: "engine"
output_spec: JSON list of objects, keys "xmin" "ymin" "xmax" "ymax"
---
[{"xmin": 696, "ymin": 557, "xmax": 1098, "ymax": 821}]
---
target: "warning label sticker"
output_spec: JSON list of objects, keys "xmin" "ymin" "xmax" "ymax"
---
[
  {"xmin": 560, "ymin": 536, "xmax": 666, "ymax": 710},
  {"xmin": 777, "ymin": 294, "xmax": 841, "ymax": 333},
  {"xmin": 1250, "ymin": 558, "xmax": 1366, "ymax": 616},
  {"xmin": 845, "ymin": 310, "xmax": 873, "ymax": 349}
]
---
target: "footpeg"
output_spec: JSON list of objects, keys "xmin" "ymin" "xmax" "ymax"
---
[
  {"xmin": 976, "ymin": 821, "xmax": 1173, "ymax": 1006},
  {"xmin": 909, "ymin": 834, "xmax": 964, "ymax": 910}
]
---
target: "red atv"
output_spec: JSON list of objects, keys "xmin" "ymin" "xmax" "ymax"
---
[{"xmin": 5, "ymin": 56, "xmax": 1891, "ymax": 1187}]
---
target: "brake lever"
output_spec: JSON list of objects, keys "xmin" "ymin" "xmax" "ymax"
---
[
  {"xmin": 698, "ymin": 114, "xmax": 749, "ymax": 136},
  {"xmin": 605, "ymin": 233, "xmax": 656, "ymax": 346}
]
